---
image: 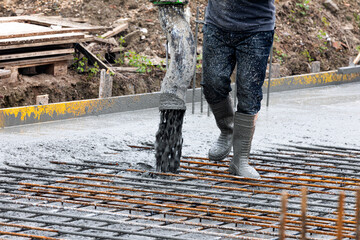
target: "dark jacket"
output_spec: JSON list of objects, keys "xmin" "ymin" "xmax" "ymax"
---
[{"xmin": 205, "ymin": 0, "xmax": 276, "ymax": 32}]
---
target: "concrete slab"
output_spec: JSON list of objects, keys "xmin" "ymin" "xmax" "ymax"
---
[{"xmin": 0, "ymin": 82, "xmax": 359, "ymax": 168}]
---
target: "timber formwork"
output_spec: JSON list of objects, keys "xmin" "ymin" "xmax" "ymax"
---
[{"xmin": 0, "ymin": 144, "xmax": 360, "ymax": 239}]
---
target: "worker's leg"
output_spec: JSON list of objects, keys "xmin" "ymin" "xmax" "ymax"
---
[
  {"xmin": 202, "ymin": 24, "xmax": 236, "ymax": 104},
  {"xmin": 235, "ymin": 30, "xmax": 274, "ymax": 114},
  {"xmin": 202, "ymin": 24, "xmax": 236, "ymax": 161},
  {"xmin": 230, "ymin": 30, "xmax": 274, "ymax": 178}
]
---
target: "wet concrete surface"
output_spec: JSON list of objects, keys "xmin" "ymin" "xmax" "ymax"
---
[
  {"xmin": 0, "ymin": 82, "xmax": 359, "ymax": 168},
  {"xmin": 0, "ymin": 81, "xmax": 359, "ymax": 239}
]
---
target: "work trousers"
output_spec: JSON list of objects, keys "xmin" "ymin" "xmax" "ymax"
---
[{"xmin": 201, "ymin": 23, "xmax": 274, "ymax": 115}]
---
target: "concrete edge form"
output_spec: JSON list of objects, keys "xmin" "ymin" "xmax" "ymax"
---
[
  {"xmin": 1, "ymin": 69, "xmax": 360, "ymax": 128},
  {"xmin": 337, "ymin": 65, "xmax": 360, "ymax": 74},
  {"xmin": 263, "ymin": 69, "xmax": 360, "ymax": 92},
  {"xmin": 0, "ymin": 93, "xmax": 160, "ymax": 128}
]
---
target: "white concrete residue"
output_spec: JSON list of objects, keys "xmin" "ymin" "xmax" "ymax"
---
[{"xmin": 0, "ymin": 82, "xmax": 359, "ymax": 169}]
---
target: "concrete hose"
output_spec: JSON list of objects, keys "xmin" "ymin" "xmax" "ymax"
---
[
  {"xmin": 155, "ymin": 4, "xmax": 196, "ymax": 173},
  {"xmin": 158, "ymin": 5, "xmax": 196, "ymax": 110}
]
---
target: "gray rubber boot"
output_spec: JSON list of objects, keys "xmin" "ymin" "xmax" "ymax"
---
[
  {"xmin": 208, "ymin": 97, "xmax": 234, "ymax": 161},
  {"xmin": 229, "ymin": 112, "xmax": 260, "ymax": 179}
]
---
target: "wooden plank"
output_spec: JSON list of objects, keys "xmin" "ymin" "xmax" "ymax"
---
[
  {"xmin": 101, "ymin": 23, "xmax": 128, "ymax": 39},
  {"xmin": 0, "ymin": 49, "xmax": 74, "ymax": 61},
  {"xmin": 0, "ymin": 26, "xmax": 98, "ymax": 40},
  {"xmin": 92, "ymin": 37, "xmax": 119, "ymax": 46},
  {"xmin": 354, "ymin": 52, "xmax": 360, "ymax": 65},
  {"xmin": 0, "ymin": 15, "xmax": 110, "ymax": 31},
  {"xmin": 0, "ymin": 36, "xmax": 93, "ymax": 50},
  {"xmin": 113, "ymin": 67, "xmax": 138, "ymax": 72},
  {"xmin": 32, "ymin": 15, "xmax": 90, "ymax": 23},
  {"xmin": 0, "ymin": 55, "xmax": 73, "ymax": 68},
  {"xmin": 24, "ymin": 17, "xmax": 109, "ymax": 31},
  {"xmin": 0, "ymin": 69, "xmax": 11, "ymax": 78},
  {"xmin": 0, "ymin": 32, "xmax": 85, "ymax": 46},
  {"xmin": 0, "ymin": 22, "xmax": 50, "ymax": 35}
]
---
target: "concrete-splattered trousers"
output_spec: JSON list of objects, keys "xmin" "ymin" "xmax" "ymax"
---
[{"xmin": 201, "ymin": 23, "xmax": 274, "ymax": 115}]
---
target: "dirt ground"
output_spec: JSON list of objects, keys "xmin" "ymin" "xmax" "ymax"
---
[{"xmin": 1, "ymin": 0, "xmax": 360, "ymax": 108}]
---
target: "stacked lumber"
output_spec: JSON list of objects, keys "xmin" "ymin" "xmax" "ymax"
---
[
  {"xmin": 0, "ymin": 15, "xmax": 106, "ymax": 79},
  {"xmin": 0, "ymin": 14, "xmax": 164, "ymax": 80}
]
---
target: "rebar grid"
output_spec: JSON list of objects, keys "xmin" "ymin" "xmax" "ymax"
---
[
  {"xmin": 0, "ymin": 197, "xmax": 288, "ymax": 239},
  {"xmin": 0, "ymin": 144, "xmax": 359, "ymax": 239}
]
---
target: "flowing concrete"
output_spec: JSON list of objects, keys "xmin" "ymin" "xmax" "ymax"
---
[{"xmin": 0, "ymin": 82, "xmax": 359, "ymax": 169}]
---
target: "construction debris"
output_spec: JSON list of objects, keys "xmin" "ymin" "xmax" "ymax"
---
[
  {"xmin": 0, "ymin": 14, "xmax": 140, "ymax": 92},
  {"xmin": 0, "ymin": 14, "xmax": 152, "ymax": 81},
  {"xmin": 0, "ymin": 15, "xmax": 104, "ymax": 81}
]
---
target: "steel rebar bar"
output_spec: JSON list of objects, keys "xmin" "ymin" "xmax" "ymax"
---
[
  {"xmin": 301, "ymin": 187, "xmax": 308, "ymax": 240},
  {"xmin": 338, "ymin": 191, "xmax": 345, "ymax": 240},
  {"xmin": 357, "ymin": 188, "xmax": 360, "ymax": 240},
  {"xmin": 279, "ymin": 191, "xmax": 288, "ymax": 240}
]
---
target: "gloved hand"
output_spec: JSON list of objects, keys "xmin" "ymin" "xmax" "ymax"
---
[{"xmin": 150, "ymin": 0, "xmax": 188, "ymax": 5}]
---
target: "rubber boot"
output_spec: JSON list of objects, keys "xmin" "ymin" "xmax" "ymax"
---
[
  {"xmin": 208, "ymin": 96, "xmax": 234, "ymax": 161},
  {"xmin": 229, "ymin": 112, "xmax": 260, "ymax": 179}
]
